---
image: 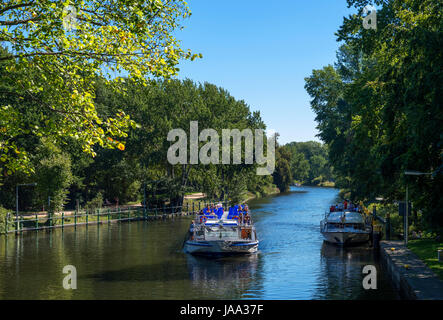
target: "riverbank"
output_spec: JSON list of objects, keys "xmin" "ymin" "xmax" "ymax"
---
[
  {"xmin": 380, "ymin": 240, "xmax": 443, "ymax": 299},
  {"xmin": 293, "ymin": 181, "xmax": 336, "ymax": 188},
  {"xmin": 408, "ymin": 239, "xmax": 443, "ymax": 280},
  {"xmin": 244, "ymin": 186, "xmax": 280, "ymax": 203}
]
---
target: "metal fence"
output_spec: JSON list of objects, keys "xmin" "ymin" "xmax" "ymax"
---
[{"xmin": 3, "ymin": 200, "xmax": 230, "ymax": 234}]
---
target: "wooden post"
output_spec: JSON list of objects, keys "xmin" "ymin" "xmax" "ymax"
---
[{"xmin": 62, "ymin": 212, "xmax": 64, "ymax": 228}]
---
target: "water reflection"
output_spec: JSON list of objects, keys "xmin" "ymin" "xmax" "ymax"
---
[
  {"xmin": 186, "ymin": 254, "xmax": 260, "ymax": 299},
  {"xmin": 0, "ymin": 186, "xmax": 398, "ymax": 299},
  {"xmin": 313, "ymin": 242, "xmax": 399, "ymax": 300}
]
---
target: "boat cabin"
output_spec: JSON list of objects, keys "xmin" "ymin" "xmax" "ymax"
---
[{"xmin": 323, "ymin": 211, "xmax": 367, "ymax": 230}]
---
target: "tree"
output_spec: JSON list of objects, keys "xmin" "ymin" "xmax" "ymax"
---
[
  {"xmin": 34, "ymin": 147, "xmax": 73, "ymax": 212},
  {"xmin": 0, "ymin": 0, "xmax": 200, "ymax": 176},
  {"xmin": 305, "ymin": 0, "xmax": 443, "ymax": 230},
  {"xmin": 273, "ymin": 138, "xmax": 292, "ymax": 192},
  {"xmin": 284, "ymin": 141, "xmax": 333, "ymax": 184}
]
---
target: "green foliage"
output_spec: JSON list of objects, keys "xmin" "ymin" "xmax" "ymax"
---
[
  {"xmin": 0, "ymin": 206, "xmax": 13, "ymax": 234},
  {"xmin": 34, "ymin": 149, "xmax": 73, "ymax": 212},
  {"xmin": 0, "ymin": 78, "xmax": 274, "ymax": 212},
  {"xmin": 273, "ymin": 140, "xmax": 292, "ymax": 192},
  {"xmin": 85, "ymin": 191, "xmax": 103, "ymax": 213},
  {"xmin": 226, "ymin": 173, "xmax": 248, "ymax": 204},
  {"xmin": 305, "ymin": 0, "xmax": 443, "ymax": 230},
  {"xmin": 0, "ymin": 0, "xmax": 199, "ymax": 176},
  {"xmin": 284, "ymin": 141, "xmax": 334, "ymax": 184}
]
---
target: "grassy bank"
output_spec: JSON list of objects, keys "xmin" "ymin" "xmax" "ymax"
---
[
  {"xmin": 245, "ymin": 185, "xmax": 280, "ymax": 203},
  {"xmin": 300, "ymin": 181, "xmax": 336, "ymax": 188},
  {"xmin": 408, "ymin": 239, "xmax": 443, "ymax": 280},
  {"xmin": 317, "ymin": 181, "xmax": 335, "ymax": 187}
]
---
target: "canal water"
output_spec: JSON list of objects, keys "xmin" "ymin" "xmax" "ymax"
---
[{"xmin": 0, "ymin": 186, "xmax": 399, "ymax": 299}]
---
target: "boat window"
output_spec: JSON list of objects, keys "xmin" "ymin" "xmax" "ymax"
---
[{"xmin": 204, "ymin": 227, "xmax": 239, "ymax": 240}]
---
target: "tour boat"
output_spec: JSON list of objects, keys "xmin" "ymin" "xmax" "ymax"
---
[
  {"xmin": 184, "ymin": 205, "xmax": 259, "ymax": 255},
  {"xmin": 320, "ymin": 210, "xmax": 370, "ymax": 245}
]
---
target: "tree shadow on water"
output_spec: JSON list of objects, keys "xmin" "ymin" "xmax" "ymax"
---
[{"xmin": 86, "ymin": 262, "xmax": 189, "ymax": 282}]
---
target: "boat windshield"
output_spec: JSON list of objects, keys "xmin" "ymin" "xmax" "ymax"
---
[
  {"xmin": 204, "ymin": 226, "xmax": 239, "ymax": 241},
  {"xmin": 327, "ymin": 211, "xmax": 364, "ymax": 224}
]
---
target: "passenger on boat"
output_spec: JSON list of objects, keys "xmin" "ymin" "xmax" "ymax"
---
[
  {"xmin": 245, "ymin": 213, "xmax": 251, "ymax": 225},
  {"xmin": 330, "ymin": 205, "xmax": 335, "ymax": 212}
]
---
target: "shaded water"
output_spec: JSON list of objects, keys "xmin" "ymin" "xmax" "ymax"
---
[{"xmin": 0, "ymin": 186, "xmax": 399, "ymax": 299}]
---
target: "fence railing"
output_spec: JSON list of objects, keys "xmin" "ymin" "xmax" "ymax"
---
[{"xmin": 3, "ymin": 200, "xmax": 230, "ymax": 234}]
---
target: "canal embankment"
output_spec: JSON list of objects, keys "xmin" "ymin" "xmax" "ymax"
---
[
  {"xmin": 1, "ymin": 199, "xmax": 225, "ymax": 234},
  {"xmin": 380, "ymin": 240, "xmax": 443, "ymax": 300}
]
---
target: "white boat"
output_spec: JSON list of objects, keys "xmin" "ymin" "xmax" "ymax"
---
[
  {"xmin": 184, "ymin": 206, "xmax": 259, "ymax": 255},
  {"xmin": 320, "ymin": 210, "xmax": 370, "ymax": 245}
]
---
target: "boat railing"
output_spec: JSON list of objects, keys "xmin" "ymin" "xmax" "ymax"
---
[{"xmin": 193, "ymin": 213, "xmax": 253, "ymax": 226}]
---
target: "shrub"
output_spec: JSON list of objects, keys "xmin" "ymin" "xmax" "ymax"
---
[
  {"xmin": 0, "ymin": 207, "xmax": 13, "ymax": 234},
  {"xmin": 85, "ymin": 192, "xmax": 104, "ymax": 213}
]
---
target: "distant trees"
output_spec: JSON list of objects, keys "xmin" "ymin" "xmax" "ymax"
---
[
  {"xmin": 0, "ymin": 78, "xmax": 278, "ymax": 210},
  {"xmin": 273, "ymin": 141, "xmax": 292, "ymax": 192},
  {"xmin": 305, "ymin": 0, "xmax": 442, "ymax": 230},
  {"xmin": 283, "ymin": 141, "xmax": 334, "ymax": 185}
]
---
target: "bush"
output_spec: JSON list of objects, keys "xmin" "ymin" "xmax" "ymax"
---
[
  {"xmin": 0, "ymin": 207, "xmax": 13, "ymax": 234},
  {"xmin": 85, "ymin": 192, "xmax": 104, "ymax": 213},
  {"xmin": 34, "ymin": 151, "xmax": 73, "ymax": 212}
]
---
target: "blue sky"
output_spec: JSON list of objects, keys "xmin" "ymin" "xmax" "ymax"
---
[{"xmin": 176, "ymin": 0, "xmax": 355, "ymax": 144}]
